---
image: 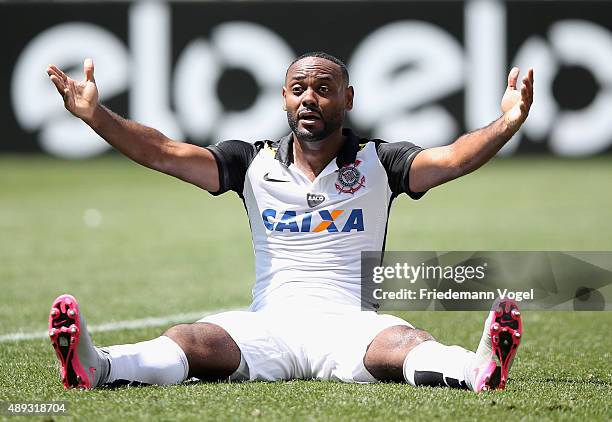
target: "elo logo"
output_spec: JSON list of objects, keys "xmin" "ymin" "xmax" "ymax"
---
[{"xmin": 262, "ymin": 209, "xmax": 364, "ymax": 233}]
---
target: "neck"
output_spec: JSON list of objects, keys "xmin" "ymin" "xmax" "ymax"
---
[{"xmin": 292, "ymin": 128, "xmax": 345, "ymax": 181}]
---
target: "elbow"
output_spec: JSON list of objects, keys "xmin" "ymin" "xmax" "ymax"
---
[
  {"xmin": 447, "ymin": 145, "xmax": 474, "ymax": 179},
  {"xmin": 444, "ymin": 150, "xmax": 466, "ymax": 180},
  {"xmin": 452, "ymin": 158, "xmax": 471, "ymax": 179},
  {"xmin": 143, "ymin": 138, "xmax": 174, "ymax": 173}
]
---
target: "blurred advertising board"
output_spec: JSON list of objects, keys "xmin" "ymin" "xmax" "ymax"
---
[{"xmin": 2, "ymin": 0, "xmax": 611, "ymax": 158}]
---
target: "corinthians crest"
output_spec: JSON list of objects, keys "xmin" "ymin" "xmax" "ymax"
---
[{"xmin": 335, "ymin": 160, "xmax": 366, "ymax": 194}]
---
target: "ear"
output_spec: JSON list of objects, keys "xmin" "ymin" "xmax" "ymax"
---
[
  {"xmin": 282, "ymin": 86, "xmax": 287, "ymax": 111},
  {"xmin": 345, "ymin": 86, "xmax": 354, "ymax": 111}
]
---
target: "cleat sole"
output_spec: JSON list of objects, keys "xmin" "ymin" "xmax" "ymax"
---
[
  {"xmin": 48, "ymin": 295, "xmax": 91, "ymax": 389},
  {"xmin": 488, "ymin": 299, "xmax": 522, "ymax": 390},
  {"xmin": 475, "ymin": 299, "xmax": 522, "ymax": 392}
]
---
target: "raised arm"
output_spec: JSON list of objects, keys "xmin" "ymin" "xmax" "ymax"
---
[
  {"xmin": 46, "ymin": 58, "xmax": 219, "ymax": 192},
  {"xmin": 409, "ymin": 67, "xmax": 534, "ymax": 193}
]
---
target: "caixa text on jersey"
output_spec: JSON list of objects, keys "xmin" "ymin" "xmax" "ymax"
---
[{"xmin": 262, "ymin": 209, "xmax": 364, "ymax": 233}]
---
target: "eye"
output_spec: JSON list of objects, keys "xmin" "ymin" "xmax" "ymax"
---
[
  {"xmin": 319, "ymin": 85, "xmax": 330, "ymax": 94},
  {"xmin": 292, "ymin": 85, "xmax": 304, "ymax": 95}
]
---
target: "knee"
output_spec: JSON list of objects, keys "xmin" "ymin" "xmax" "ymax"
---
[
  {"xmin": 163, "ymin": 323, "xmax": 196, "ymax": 352},
  {"xmin": 162, "ymin": 322, "xmax": 241, "ymax": 380},
  {"xmin": 376, "ymin": 325, "xmax": 435, "ymax": 351},
  {"xmin": 398, "ymin": 327, "xmax": 435, "ymax": 349},
  {"xmin": 364, "ymin": 326, "xmax": 435, "ymax": 382},
  {"xmin": 163, "ymin": 323, "xmax": 230, "ymax": 358}
]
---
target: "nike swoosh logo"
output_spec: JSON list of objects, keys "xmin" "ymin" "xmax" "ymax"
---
[
  {"xmin": 52, "ymin": 319, "xmax": 67, "ymax": 328},
  {"xmin": 263, "ymin": 172, "xmax": 290, "ymax": 182}
]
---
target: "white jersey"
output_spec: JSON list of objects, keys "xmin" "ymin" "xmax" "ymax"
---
[{"xmin": 207, "ymin": 129, "xmax": 424, "ymax": 312}]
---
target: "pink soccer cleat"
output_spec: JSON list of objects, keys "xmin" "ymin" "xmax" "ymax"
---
[
  {"xmin": 472, "ymin": 298, "xmax": 523, "ymax": 392},
  {"xmin": 48, "ymin": 294, "xmax": 107, "ymax": 389}
]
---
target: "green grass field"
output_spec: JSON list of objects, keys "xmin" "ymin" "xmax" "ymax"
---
[{"xmin": 1, "ymin": 155, "xmax": 611, "ymax": 421}]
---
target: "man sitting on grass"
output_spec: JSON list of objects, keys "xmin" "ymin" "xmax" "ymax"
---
[{"xmin": 46, "ymin": 52, "xmax": 532, "ymax": 391}]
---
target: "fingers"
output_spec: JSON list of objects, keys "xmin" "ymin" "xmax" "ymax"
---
[
  {"xmin": 47, "ymin": 64, "xmax": 68, "ymax": 83},
  {"xmin": 46, "ymin": 64, "xmax": 71, "ymax": 98},
  {"xmin": 522, "ymin": 79, "xmax": 532, "ymax": 107},
  {"xmin": 520, "ymin": 67, "xmax": 534, "ymax": 111},
  {"xmin": 84, "ymin": 58, "xmax": 95, "ymax": 82},
  {"xmin": 520, "ymin": 100, "xmax": 528, "ymax": 115},
  {"xmin": 507, "ymin": 67, "xmax": 520, "ymax": 89},
  {"xmin": 47, "ymin": 65, "xmax": 67, "ymax": 97},
  {"xmin": 47, "ymin": 66, "xmax": 64, "ymax": 86},
  {"xmin": 48, "ymin": 74, "xmax": 64, "ymax": 95}
]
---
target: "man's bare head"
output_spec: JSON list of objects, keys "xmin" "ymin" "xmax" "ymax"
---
[
  {"xmin": 285, "ymin": 52, "xmax": 350, "ymax": 87},
  {"xmin": 283, "ymin": 52, "xmax": 353, "ymax": 143}
]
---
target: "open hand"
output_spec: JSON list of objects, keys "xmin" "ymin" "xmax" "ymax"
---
[
  {"xmin": 47, "ymin": 58, "xmax": 98, "ymax": 122},
  {"xmin": 501, "ymin": 67, "xmax": 534, "ymax": 131}
]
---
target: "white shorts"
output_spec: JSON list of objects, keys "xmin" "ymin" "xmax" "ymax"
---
[{"xmin": 198, "ymin": 309, "xmax": 412, "ymax": 383}]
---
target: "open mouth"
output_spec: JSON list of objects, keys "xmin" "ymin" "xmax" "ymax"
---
[{"xmin": 298, "ymin": 111, "xmax": 321, "ymax": 121}]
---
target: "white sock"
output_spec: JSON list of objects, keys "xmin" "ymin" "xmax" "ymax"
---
[
  {"xmin": 102, "ymin": 336, "xmax": 189, "ymax": 386},
  {"xmin": 403, "ymin": 340, "xmax": 476, "ymax": 390},
  {"xmin": 228, "ymin": 353, "xmax": 249, "ymax": 381}
]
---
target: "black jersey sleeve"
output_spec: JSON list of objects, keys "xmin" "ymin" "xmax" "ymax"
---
[
  {"xmin": 375, "ymin": 141, "xmax": 426, "ymax": 200},
  {"xmin": 205, "ymin": 140, "xmax": 261, "ymax": 196}
]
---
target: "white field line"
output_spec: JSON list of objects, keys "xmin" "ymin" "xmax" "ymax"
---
[{"xmin": 0, "ymin": 307, "xmax": 242, "ymax": 343}]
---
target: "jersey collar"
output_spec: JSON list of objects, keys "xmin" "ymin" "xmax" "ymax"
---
[{"xmin": 274, "ymin": 128, "xmax": 360, "ymax": 169}]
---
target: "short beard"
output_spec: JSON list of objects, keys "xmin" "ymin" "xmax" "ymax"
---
[{"xmin": 287, "ymin": 111, "xmax": 343, "ymax": 144}]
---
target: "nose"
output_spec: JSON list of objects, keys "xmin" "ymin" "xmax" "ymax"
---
[{"xmin": 301, "ymin": 87, "xmax": 318, "ymax": 108}]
